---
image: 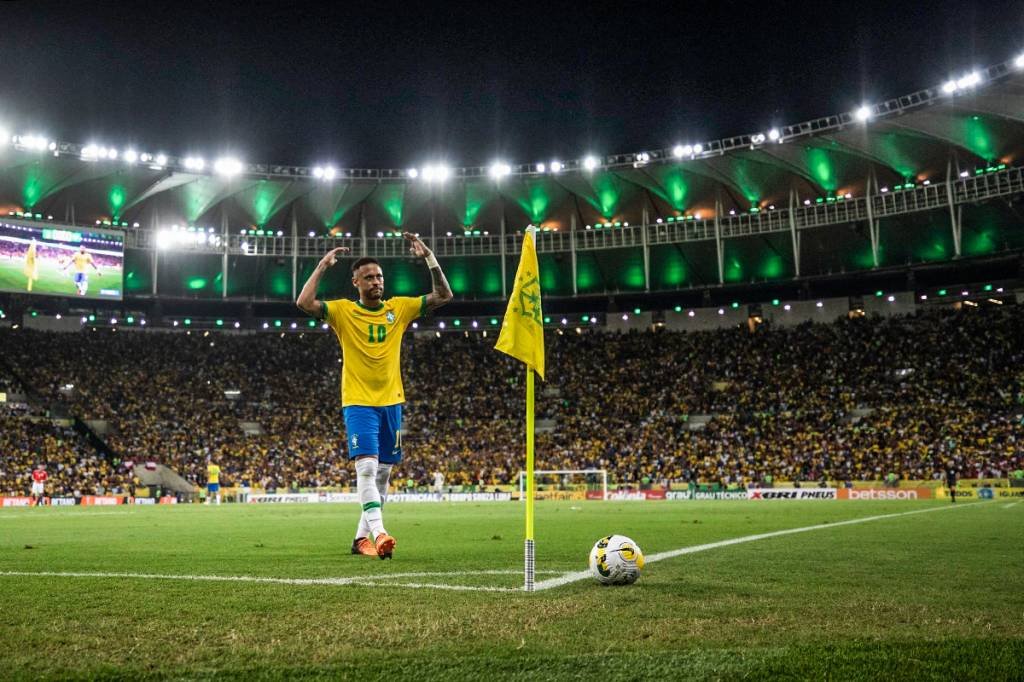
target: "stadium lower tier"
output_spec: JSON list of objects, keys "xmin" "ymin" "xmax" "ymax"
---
[{"xmin": 0, "ymin": 306, "xmax": 1021, "ymax": 495}]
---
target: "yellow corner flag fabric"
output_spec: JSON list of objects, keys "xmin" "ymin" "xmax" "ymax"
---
[{"xmin": 495, "ymin": 227, "xmax": 545, "ymax": 380}]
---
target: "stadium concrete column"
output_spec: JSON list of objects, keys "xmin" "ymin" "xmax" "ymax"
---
[
  {"xmin": 865, "ymin": 174, "xmax": 879, "ymax": 268},
  {"xmin": 946, "ymin": 159, "xmax": 961, "ymax": 258},
  {"xmin": 570, "ymin": 213, "xmax": 577, "ymax": 296},
  {"xmin": 152, "ymin": 206, "xmax": 159, "ymax": 295},
  {"xmin": 359, "ymin": 211, "xmax": 367, "ymax": 257},
  {"xmin": 714, "ymin": 197, "xmax": 724, "ymax": 284},
  {"xmin": 788, "ymin": 189, "xmax": 801, "ymax": 277},
  {"xmin": 500, "ymin": 211, "xmax": 508, "ymax": 299},
  {"xmin": 291, "ymin": 208, "xmax": 299, "ymax": 299},
  {"xmin": 221, "ymin": 206, "xmax": 229, "ymax": 299},
  {"xmin": 641, "ymin": 207, "xmax": 650, "ymax": 292}
]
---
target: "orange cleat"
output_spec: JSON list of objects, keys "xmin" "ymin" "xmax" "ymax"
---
[
  {"xmin": 374, "ymin": 533, "xmax": 396, "ymax": 560},
  {"xmin": 351, "ymin": 537, "xmax": 377, "ymax": 557}
]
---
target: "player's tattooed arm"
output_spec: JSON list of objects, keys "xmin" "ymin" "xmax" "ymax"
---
[
  {"xmin": 296, "ymin": 246, "xmax": 350, "ymax": 318},
  {"xmin": 403, "ymin": 232, "xmax": 453, "ymax": 311}
]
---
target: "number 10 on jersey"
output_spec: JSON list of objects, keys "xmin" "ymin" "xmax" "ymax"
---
[{"xmin": 368, "ymin": 324, "xmax": 386, "ymax": 343}]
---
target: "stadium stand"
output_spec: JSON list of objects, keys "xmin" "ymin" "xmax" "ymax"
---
[{"xmin": 0, "ymin": 305, "xmax": 1021, "ymax": 496}]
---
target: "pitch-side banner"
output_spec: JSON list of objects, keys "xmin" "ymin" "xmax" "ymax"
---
[{"xmin": 747, "ymin": 488, "xmax": 837, "ymax": 500}]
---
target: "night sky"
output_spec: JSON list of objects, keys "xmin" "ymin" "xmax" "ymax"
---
[{"xmin": 1, "ymin": 1, "xmax": 1022, "ymax": 169}]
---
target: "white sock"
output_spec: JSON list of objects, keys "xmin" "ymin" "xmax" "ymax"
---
[
  {"xmin": 356, "ymin": 457, "xmax": 386, "ymax": 537},
  {"xmin": 356, "ymin": 463, "xmax": 393, "ymax": 539}
]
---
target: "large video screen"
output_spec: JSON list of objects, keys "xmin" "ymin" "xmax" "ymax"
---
[{"xmin": 0, "ymin": 222, "xmax": 124, "ymax": 300}]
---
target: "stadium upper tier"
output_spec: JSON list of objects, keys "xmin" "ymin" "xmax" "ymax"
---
[{"xmin": 2, "ymin": 57, "xmax": 1024, "ymax": 299}]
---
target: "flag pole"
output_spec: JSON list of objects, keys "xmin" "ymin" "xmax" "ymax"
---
[{"xmin": 524, "ymin": 366, "xmax": 536, "ymax": 592}]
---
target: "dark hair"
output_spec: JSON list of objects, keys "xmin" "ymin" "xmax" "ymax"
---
[{"xmin": 351, "ymin": 257, "xmax": 380, "ymax": 274}]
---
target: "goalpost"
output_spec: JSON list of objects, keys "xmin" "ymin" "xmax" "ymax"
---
[{"xmin": 517, "ymin": 469, "xmax": 608, "ymax": 501}]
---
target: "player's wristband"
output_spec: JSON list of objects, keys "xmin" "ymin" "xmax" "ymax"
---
[{"xmin": 425, "ymin": 253, "xmax": 439, "ymax": 269}]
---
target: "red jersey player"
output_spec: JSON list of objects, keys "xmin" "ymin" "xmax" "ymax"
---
[{"xmin": 30, "ymin": 465, "xmax": 47, "ymax": 506}]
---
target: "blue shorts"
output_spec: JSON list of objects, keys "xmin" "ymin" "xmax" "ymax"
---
[
  {"xmin": 73, "ymin": 272, "xmax": 87, "ymax": 284},
  {"xmin": 207, "ymin": 483, "xmax": 220, "ymax": 493},
  {"xmin": 343, "ymin": 405, "xmax": 403, "ymax": 464}
]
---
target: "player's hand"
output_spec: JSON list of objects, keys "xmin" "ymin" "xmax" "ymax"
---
[
  {"xmin": 403, "ymin": 232, "xmax": 432, "ymax": 259},
  {"xmin": 318, "ymin": 247, "xmax": 350, "ymax": 269}
]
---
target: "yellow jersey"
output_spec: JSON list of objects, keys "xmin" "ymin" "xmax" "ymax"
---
[
  {"xmin": 71, "ymin": 252, "xmax": 94, "ymax": 273},
  {"xmin": 207, "ymin": 463, "xmax": 220, "ymax": 484},
  {"xmin": 325, "ymin": 296, "xmax": 425, "ymax": 407}
]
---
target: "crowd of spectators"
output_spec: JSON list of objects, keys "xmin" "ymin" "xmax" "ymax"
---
[
  {"xmin": 0, "ymin": 305, "xmax": 1021, "ymax": 494},
  {"xmin": 0, "ymin": 413, "xmax": 131, "ymax": 496}
]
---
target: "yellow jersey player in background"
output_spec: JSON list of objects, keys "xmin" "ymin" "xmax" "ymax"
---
[
  {"xmin": 206, "ymin": 459, "xmax": 221, "ymax": 505},
  {"xmin": 23, "ymin": 238, "xmax": 38, "ymax": 292},
  {"xmin": 61, "ymin": 244, "xmax": 101, "ymax": 296},
  {"xmin": 296, "ymin": 232, "xmax": 453, "ymax": 559}
]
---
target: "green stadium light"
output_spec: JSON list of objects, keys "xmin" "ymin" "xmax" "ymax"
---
[
  {"xmin": 126, "ymin": 316, "xmax": 134, "ymax": 324},
  {"xmin": 731, "ymin": 302, "xmax": 739, "ymax": 309},
  {"xmin": 453, "ymin": 319, "xmax": 461, "ymax": 327},
  {"xmin": 490, "ymin": 318, "xmax": 498, "ymax": 325},
  {"xmin": 582, "ymin": 315, "xmax": 590, "ymax": 322},
  {"xmin": 543, "ymin": 316, "xmax": 551, "ymax": 324},
  {"xmin": 772, "ymin": 299, "xmax": 780, "ymax": 306},
  {"xmin": 30, "ymin": 311, "xmax": 38, "ymax": 317},
  {"xmin": 875, "ymin": 290, "xmax": 884, "ymax": 297},
  {"xmin": 983, "ymin": 284, "xmax": 993, "ymax": 291},
  {"xmin": 633, "ymin": 308, "xmax": 641, "ymax": 315},
  {"xmin": 308, "ymin": 319, "xmax": 316, "ymax": 327},
  {"xmin": 274, "ymin": 320, "xmax": 282, "ymax": 327},
  {"xmin": 184, "ymin": 318, "xmax": 191, "ymax": 326},
  {"xmin": 938, "ymin": 289, "xmax": 947, "ymax": 296},
  {"xmin": 88, "ymin": 314, "xmax": 96, "ymax": 322},
  {"xmin": 216, "ymin": 319, "xmax": 224, "ymax": 326},
  {"xmin": 673, "ymin": 306, "xmax": 682, "ymax": 313}
]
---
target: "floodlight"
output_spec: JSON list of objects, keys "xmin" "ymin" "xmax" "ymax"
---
[
  {"xmin": 313, "ymin": 166, "xmax": 325, "ymax": 179},
  {"xmin": 536, "ymin": 162, "xmax": 546, "ymax": 173},
  {"xmin": 752, "ymin": 133, "xmax": 766, "ymax": 144},
  {"xmin": 214, "ymin": 157, "xmax": 242, "ymax": 177},
  {"xmin": 692, "ymin": 143, "xmax": 703, "ymax": 153},
  {"xmin": 549, "ymin": 160, "xmax": 562, "ymax": 173},
  {"xmin": 184, "ymin": 156, "xmax": 205, "ymax": 171},
  {"xmin": 489, "ymin": 161, "xmax": 511, "ymax": 178},
  {"xmin": 941, "ymin": 80, "xmax": 958, "ymax": 94},
  {"xmin": 767, "ymin": 128, "xmax": 780, "ymax": 141},
  {"xmin": 407, "ymin": 168, "xmax": 419, "ymax": 179},
  {"xmin": 854, "ymin": 105, "xmax": 872, "ymax": 122},
  {"xmin": 672, "ymin": 144, "xmax": 685, "ymax": 158},
  {"xmin": 81, "ymin": 144, "xmax": 99, "ymax": 160},
  {"xmin": 956, "ymin": 71, "xmax": 981, "ymax": 89},
  {"xmin": 583, "ymin": 156, "xmax": 598, "ymax": 171},
  {"xmin": 123, "ymin": 149, "xmax": 138, "ymax": 164},
  {"xmin": 323, "ymin": 166, "xmax": 336, "ymax": 180},
  {"xmin": 1016, "ymin": 54, "xmax": 1024, "ymax": 69}
]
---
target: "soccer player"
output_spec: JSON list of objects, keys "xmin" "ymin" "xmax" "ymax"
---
[
  {"xmin": 206, "ymin": 459, "xmax": 221, "ymax": 505},
  {"xmin": 23, "ymin": 238, "xmax": 38, "ymax": 292},
  {"xmin": 945, "ymin": 463, "xmax": 957, "ymax": 504},
  {"xmin": 30, "ymin": 464, "xmax": 47, "ymax": 506},
  {"xmin": 296, "ymin": 232, "xmax": 452, "ymax": 559},
  {"xmin": 61, "ymin": 244, "xmax": 101, "ymax": 296}
]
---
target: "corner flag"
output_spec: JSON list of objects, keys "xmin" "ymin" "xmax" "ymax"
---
[
  {"xmin": 495, "ymin": 225, "xmax": 545, "ymax": 591},
  {"xmin": 495, "ymin": 226, "xmax": 545, "ymax": 380}
]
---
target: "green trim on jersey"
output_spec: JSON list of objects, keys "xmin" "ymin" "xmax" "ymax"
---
[
  {"xmin": 419, "ymin": 294, "xmax": 427, "ymax": 318},
  {"xmin": 356, "ymin": 300, "xmax": 385, "ymax": 312},
  {"xmin": 362, "ymin": 501, "xmax": 382, "ymax": 511},
  {"xmin": 318, "ymin": 301, "xmax": 327, "ymax": 321}
]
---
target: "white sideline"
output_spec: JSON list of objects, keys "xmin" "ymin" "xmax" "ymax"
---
[
  {"xmin": 0, "ymin": 569, "xmax": 556, "ymax": 593},
  {"xmin": 530, "ymin": 501, "xmax": 977, "ymax": 591},
  {"xmin": 1005, "ymin": 502, "xmax": 1020, "ymax": 509}
]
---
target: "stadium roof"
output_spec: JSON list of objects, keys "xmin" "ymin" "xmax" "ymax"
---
[{"xmin": 2, "ymin": 56, "xmax": 1024, "ymax": 302}]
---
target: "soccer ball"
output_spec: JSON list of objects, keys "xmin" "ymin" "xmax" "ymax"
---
[{"xmin": 589, "ymin": 535, "xmax": 644, "ymax": 585}]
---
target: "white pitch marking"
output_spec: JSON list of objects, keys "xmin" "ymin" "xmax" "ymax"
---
[
  {"xmin": 1005, "ymin": 502, "xmax": 1020, "ymax": 509},
  {"xmin": 531, "ymin": 502, "xmax": 980, "ymax": 592},
  {"xmin": 0, "ymin": 569, "xmax": 555, "ymax": 592}
]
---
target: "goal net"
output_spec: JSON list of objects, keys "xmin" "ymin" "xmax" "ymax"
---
[{"xmin": 517, "ymin": 469, "xmax": 608, "ymax": 501}]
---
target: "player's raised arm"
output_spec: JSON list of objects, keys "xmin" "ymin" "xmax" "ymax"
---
[
  {"xmin": 403, "ymin": 232, "xmax": 452, "ymax": 311},
  {"xmin": 296, "ymin": 246, "xmax": 350, "ymax": 319}
]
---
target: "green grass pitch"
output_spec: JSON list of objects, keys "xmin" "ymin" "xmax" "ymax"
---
[
  {"xmin": 0, "ymin": 256, "xmax": 122, "ymax": 299},
  {"xmin": 0, "ymin": 499, "xmax": 1021, "ymax": 679}
]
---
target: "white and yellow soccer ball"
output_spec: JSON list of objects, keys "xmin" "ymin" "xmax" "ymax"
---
[{"xmin": 589, "ymin": 534, "xmax": 644, "ymax": 585}]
